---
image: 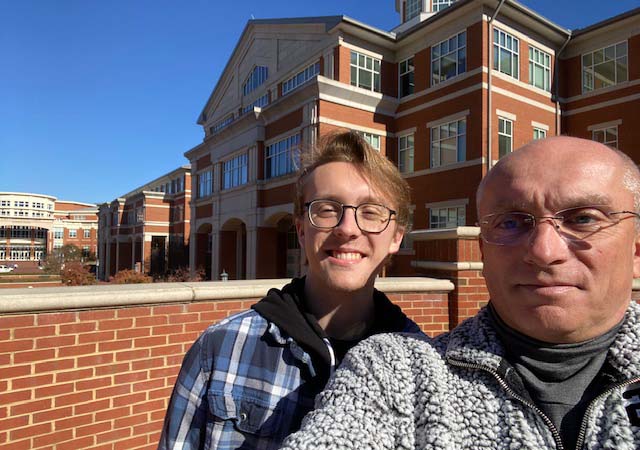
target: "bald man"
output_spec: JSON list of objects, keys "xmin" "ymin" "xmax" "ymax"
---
[{"xmin": 280, "ymin": 137, "xmax": 640, "ymax": 450}]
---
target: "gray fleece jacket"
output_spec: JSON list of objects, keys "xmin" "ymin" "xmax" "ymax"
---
[{"xmin": 280, "ymin": 302, "xmax": 640, "ymax": 450}]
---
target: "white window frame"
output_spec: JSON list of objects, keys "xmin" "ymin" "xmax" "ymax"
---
[
  {"xmin": 528, "ymin": 46, "xmax": 551, "ymax": 91},
  {"xmin": 430, "ymin": 205, "xmax": 465, "ymax": 229},
  {"xmin": 405, "ymin": 0, "xmax": 422, "ymax": 20},
  {"xmin": 361, "ymin": 132, "xmax": 381, "ymax": 151},
  {"xmin": 533, "ymin": 128, "xmax": 547, "ymax": 140},
  {"xmin": 69, "ymin": 230, "xmax": 77, "ymax": 239},
  {"xmin": 222, "ymin": 153, "xmax": 248, "ymax": 190},
  {"xmin": 592, "ymin": 126, "xmax": 618, "ymax": 149},
  {"xmin": 243, "ymin": 66, "xmax": 268, "ymax": 96},
  {"xmin": 84, "ymin": 229, "xmax": 91, "ymax": 238},
  {"xmin": 210, "ymin": 114, "xmax": 234, "ymax": 135},
  {"xmin": 282, "ymin": 62, "xmax": 320, "ymax": 95},
  {"xmin": 265, "ymin": 134, "xmax": 300, "ymax": 179},
  {"xmin": 582, "ymin": 41, "xmax": 628, "ymax": 93},
  {"xmin": 350, "ymin": 51, "xmax": 381, "ymax": 93},
  {"xmin": 197, "ymin": 169, "xmax": 213, "ymax": 198},
  {"xmin": 498, "ymin": 117, "xmax": 513, "ymax": 158},
  {"xmin": 493, "ymin": 28, "xmax": 519, "ymax": 79},
  {"xmin": 399, "ymin": 57, "xmax": 415, "ymax": 98},
  {"xmin": 432, "ymin": 31, "xmax": 466, "ymax": 86},
  {"xmin": 398, "ymin": 134, "xmax": 414, "ymax": 173},
  {"xmin": 432, "ymin": 0, "xmax": 456, "ymax": 12},
  {"xmin": 430, "ymin": 118, "xmax": 467, "ymax": 168}
]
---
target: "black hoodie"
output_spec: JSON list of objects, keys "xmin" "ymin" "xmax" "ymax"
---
[{"xmin": 252, "ymin": 276, "xmax": 418, "ymax": 388}]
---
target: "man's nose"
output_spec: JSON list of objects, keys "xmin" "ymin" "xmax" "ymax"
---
[
  {"xmin": 524, "ymin": 218, "xmax": 569, "ymax": 266},
  {"xmin": 333, "ymin": 207, "xmax": 361, "ymax": 237}
]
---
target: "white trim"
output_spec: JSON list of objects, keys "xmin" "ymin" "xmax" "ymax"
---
[
  {"xmin": 563, "ymin": 93, "xmax": 640, "ymax": 117},
  {"xmin": 397, "ymin": 126, "xmax": 417, "ymax": 137},
  {"xmin": 396, "ymin": 82, "xmax": 483, "ymax": 118},
  {"xmin": 425, "ymin": 198, "xmax": 469, "ymax": 209},
  {"xmin": 560, "ymin": 79, "xmax": 640, "ymax": 103},
  {"xmin": 318, "ymin": 117, "xmax": 390, "ymax": 137},
  {"xmin": 426, "ymin": 109, "xmax": 470, "ymax": 129},
  {"xmin": 496, "ymin": 109, "xmax": 517, "ymax": 121},
  {"xmin": 264, "ymin": 126, "xmax": 303, "ymax": 147},
  {"xmin": 403, "ymin": 158, "xmax": 483, "ymax": 179},
  {"xmin": 411, "ymin": 261, "xmax": 483, "ymax": 271},
  {"xmin": 490, "ymin": 18, "xmax": 556, "ymax": 55},
  {"xmin": 398, "ymin": 67, "xmax": 483, "ymax": 105},
  {"xmin": 492, "ymin": 85, "xmax": 556, "ymax": 114},
  {"xmin": 531, "ymin": 121, "xmax": 549, "ymax": 131},
  {"xmin": 588, "ymin": 119, "xmax": 622, "ymax": 132},
  {"xmin": 340, "ymin": 42, "xmax": 384, "ymax": 61}
]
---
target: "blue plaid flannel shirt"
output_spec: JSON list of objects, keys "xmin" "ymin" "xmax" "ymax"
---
[{"xmin": 158, "ymin": 307, "xmax": 419, "ymax": 450}]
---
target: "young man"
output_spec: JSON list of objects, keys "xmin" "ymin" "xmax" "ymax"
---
[
  {"xmin": 158, "ymin": 131, "xmax": 420, "ymax": 450},
  {"xmin": 280, "ymin": 136, "xmax": 640, "ymax": 450}
]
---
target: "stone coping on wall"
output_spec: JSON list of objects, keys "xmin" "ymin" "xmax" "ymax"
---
[
  {"xmin": 410, "ymin": 226, "xmax": 481, "ymax": 241},
  {"xmin": 0, "ymin": 277, "xmax": 454, "ymax": 314}
]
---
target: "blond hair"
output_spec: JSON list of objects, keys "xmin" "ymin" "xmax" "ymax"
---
[{"xmin": 294, "ymin": 131, "xmax": 411, "ymax": 230}]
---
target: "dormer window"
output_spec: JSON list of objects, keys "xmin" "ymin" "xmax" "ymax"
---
[
  {"xmin": 432, "ymin": 0, "xmax": 457, "ymax": 12},
  {"xmin": 405, "ymin": 0, "xmax": 422, "ymax": 20},
  {"xmin": 243, "ymin": 66, "xmax": 268, "ymax": 96}
]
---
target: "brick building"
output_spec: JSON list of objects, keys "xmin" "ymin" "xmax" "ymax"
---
[
  {"xmin": 0, "ymin": 192, "xmax": 98, "ymax": 268},
  {"xmin": 182, "ymin": 0, "xmax": 638, "ymax": 280},
  {"xmin": 97, "ymin": 166, "xmax": 191, "ymax": 280}
]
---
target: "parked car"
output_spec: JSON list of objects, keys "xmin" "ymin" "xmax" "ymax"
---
[{"xmin": 0, "ymin": 265, "xmax": 15, "ymax": 273}]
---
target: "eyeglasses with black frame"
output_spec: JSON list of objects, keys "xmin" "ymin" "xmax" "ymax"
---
[
  {"xmin": 479, "ymin": 205, "xmax": 640, "ymax": 246},
  {"xmin": 304, "ymin": 199, "xmax": 396, "ymax": 233}
]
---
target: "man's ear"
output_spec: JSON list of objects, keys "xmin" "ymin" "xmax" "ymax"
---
[
  {"xmin": 632, "ymin": 233, "xmax": 640, "ymax": 278},
  {"xmin": 387, "ymin": 226, "xmax": 405, "ymax": 255}
]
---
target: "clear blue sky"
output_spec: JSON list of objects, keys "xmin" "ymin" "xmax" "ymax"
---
[{"xmin": 1, "ymin": 0, "xmax": 637, "ymax": 204}]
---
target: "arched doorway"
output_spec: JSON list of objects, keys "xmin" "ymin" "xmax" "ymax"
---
[{"xmin": 219, "ymin": 219, "xmax": 246, "ymax": 280}]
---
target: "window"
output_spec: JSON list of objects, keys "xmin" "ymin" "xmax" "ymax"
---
[
  {"xmin": 361, "ymin": 132, "xmax": 381, "ymax": 151},
  {"xmin": 243, "ymin": 66, "xmax": 268, "ymax": 96},
  {"xmin": 11, "ymin": 226, "xmax": 30, "ymax": 239},
  {"xmin": 197, "ymin": 170, "xmax": 213, "ymax": 198},
  {"xmin": 69, "ymin": 230, "xmax": 77, "ymax": 238},
  {"xmin": 582, "ymin": 42, "xmax": 628, "ymax": 93},
  {"xmin": 399, "ymin": 57, "xmax": 415, "ymax": 97},
  {"xmin": 533, "ymin": 128, "xmax": 547, "ymax": 140},
  {"xmin": 265, "ymin": 134, "xmax": 300, "ymax": 179},
  {"xmin": 84, "ymin": 229, "xmax": 91, "ymax": 238},
  {"xmin": 433, "ymin": 0, "xmax": 457, "ymax": 12},
  {"xmin": 242, "ymin": 93, "xmax": 269, "ymax": 114},
  {"xmin": 529, "ymin": 46, "xmax": 551, "ymax": 91},
  {"xmin": 498, "ymin": 117, "xmax": 513, "ymax": 158},
  {"xmin": 10, "ymin": 245, "xmax": 31, "ymax": 261},
  {"xmin": 400, "ymin": 211, "xmax": 414, "ymax": 249},
  {"xmin": 592, "ymin": 126, "xmax": 618, "ymax": 149},
  {"xmin": 350, "ymin": 51, "xmax": 381, "ymax": 92},
  {"xmin": 223, "ymin": 154, "xmax": 248, "ymax": 190},
  {"xmin": 398, "ymin": 134, "xmax": 414, "ymax": 173},
  {"xmin": 405, "ymin": 0, "xmax": 421, "ymax": 20},
  {"xmin": 35, "ymin": 229, "xmax": 46, "ymax": 239},
  {"xmin": 54, "ymin": 228, "xmax": 63, "ymax": 239},
  {"xmin": 431, "ymin": 118, "xmax": 466, "ymax": 167},
  {"xmin": 210, "ymin": 114, "xmax": 234, "ymax": 134},
  {"xmin": 432, "ymin": 31, "xmax": 466, "ymax": 85},
  {"xmin": 282, "ymin": 62, "xmax": 320, "ymax": 95},
  {"xmin": 0, "ymin": 200, "xmax": 9, "ymax": 207},
  {"xmin": 494, "ymin": 28, "xmax": 519, "ymax": 79},
  {"xmin": 430, "ymin": 206, "xmax": 465, "ymax": 229},
  {"xmin": 136, "ymin": 208, "xmax": 144, "ymax": 223},
  {"xmin": 82, "ymin": 246, "xmax": 90, "ymax": 258}
]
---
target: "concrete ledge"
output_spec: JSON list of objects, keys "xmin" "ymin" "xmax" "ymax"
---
[
  {"xmin": 412, "ymin": 261, "xmax": 484, "ymax": 271},
  {"xmin": 410, "ymin": 226, "xmax": 481, "ymax": 241},
  {"xmin": 0, "ymin": 277, "xmax": 454, "ymax": 314}
]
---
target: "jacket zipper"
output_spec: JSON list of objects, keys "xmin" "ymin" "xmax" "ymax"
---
[
  {"xmin": 574, "ymin": 376, "xmax": 640, "ymax": 450},
  {"xmin": 447, "ymin": 358, "xmax": 565, "ymax": 450}
]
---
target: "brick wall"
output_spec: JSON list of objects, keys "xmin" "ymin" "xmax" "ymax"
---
[{"xmin": 0, "ymin": 280, "xmax": 450, "ymax": 450}]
